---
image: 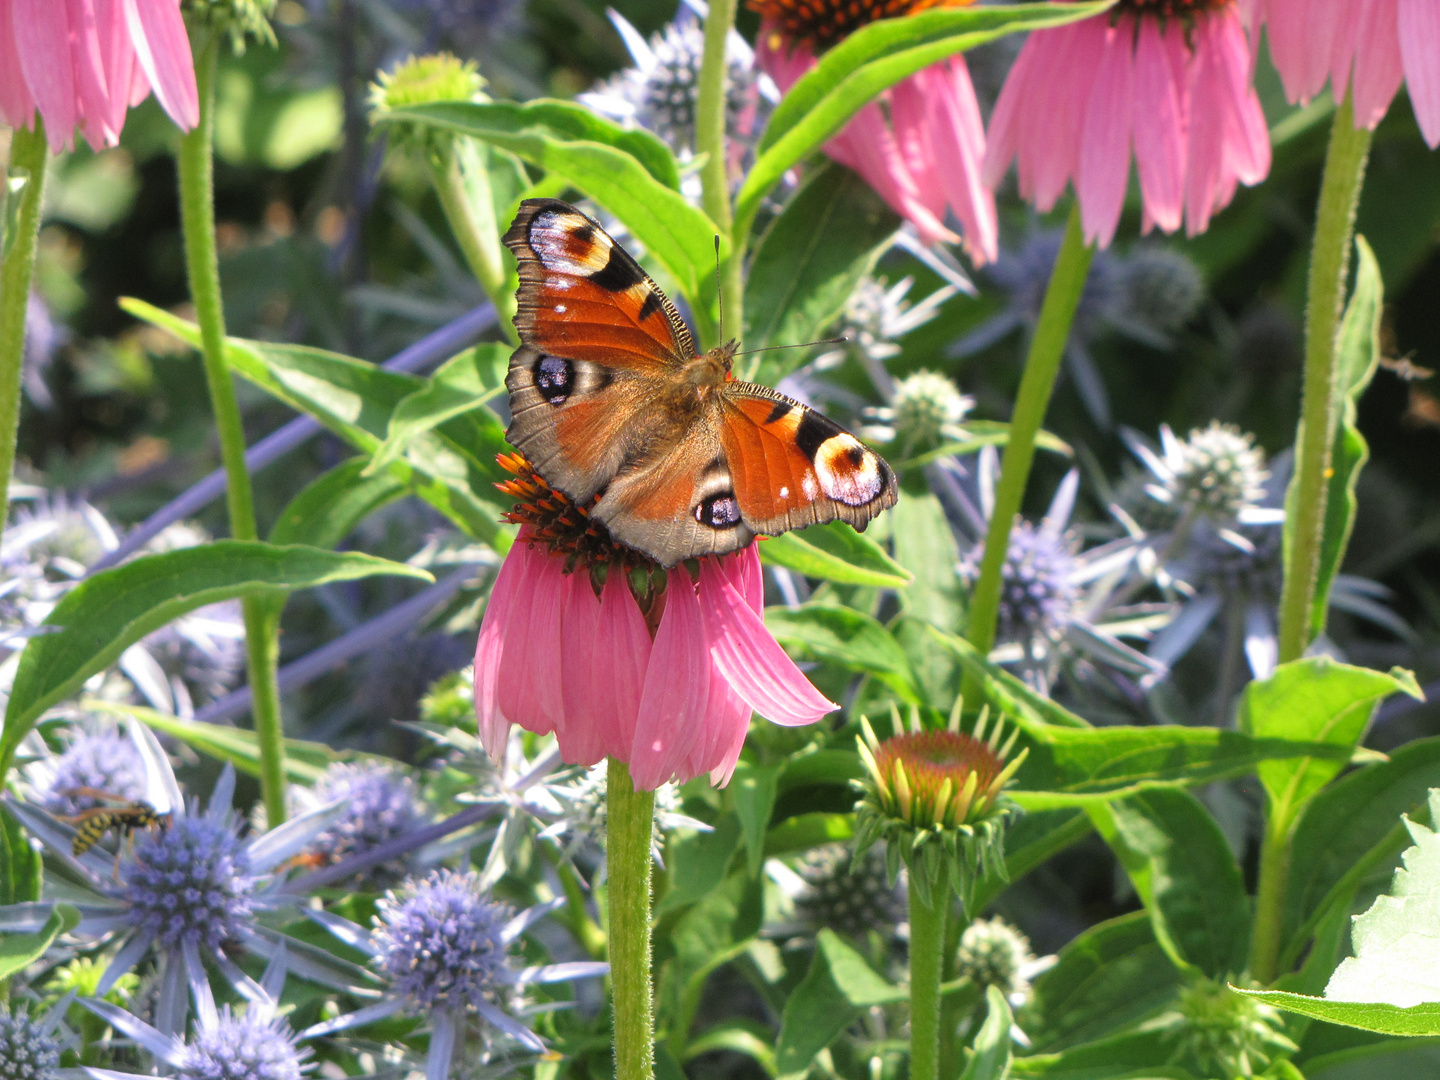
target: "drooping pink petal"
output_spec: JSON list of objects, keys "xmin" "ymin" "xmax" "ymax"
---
[
  {"xmin": 889, "ymin": 74, "xmax": 947, "ymax": 226},
  {"xmin": 15, "ymin": 0, "xmax": 79, "ymax": 151},
  {"xmin": 1028, "ymin": 21, "xmax": 1099, "ymax": 212},
  {"xmin": 830, "ymin": 100, "xmax": 957, "ymax": 245},
  {"xmin": 1350, "ymin": 0, "xmax": 1404, "ymax": 130},
  {"xmin": 558, "ymin": 570, "xmax": 651, "ymax": 766},
  {"xmin": 121, "ymin": 0, "xmax": 198, "ymax": 131},
  {"xmin": 1399, "ymin": 0, "xmax": 1440, "ymax": 146},
  {"xmin": 982, "ymin": 23, "xmax": 1038, "ymax": 190},
  {"xmin": 697, "ymin": 559, "xmax": 836, "ymax": 727},
  {"xmin": 922, "ymin": 58, "xmax": 998, "ymax": 264},
  {"xmin": 694, "ymin": 669, "xmax": 751, "ymax": 787},
  {"xmin": 1076, "ymin": 19, "xmax": 1135, "ymax": 248},
  {"xmin": 66, "ymin": 0, "xmax": 119, "ymax": 150},
  {"xmin": 1133, "ymin": 18, "xmax": 1186, "ymax": 235},
  {"xmin": 1256, "ymin": 0, "xmax": 1350, "ymax": 103},
  {"xmin": 630, "ymin": 569, "xmax": 713, "ymax": 791},
  {"xmin": 497, "ymin": 540, "xmax": 567, "ymax": 739},
  {"xmin": 0, "ymin": 3, "xmax": 37, "ymax": 129},
  {"xmin": 1213, "ymin": 9, "xmax": 1272, "ymax": 187},
  {"xmin": 93, "ymin": 0, "xmax": 138, "ymax": 143},
  {"xmin": 473, "ymin": 537, "xmax": 533, "ymax": 757}
]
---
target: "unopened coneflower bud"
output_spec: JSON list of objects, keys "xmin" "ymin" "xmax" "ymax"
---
[
  {"xmin": 853, "ymin": 699, "xmax": 1026, "ymax": 908},
  {"xmin": 1153, "ymin": 976, "xmax": 1296, "ymax": 1079},
  {"xmin": 180, "ymin": 0, "xmax": 278, "ymax": 51},
  {"xmin": 369, "ymin": 53, "xmax": 487, "ymax": 158}
]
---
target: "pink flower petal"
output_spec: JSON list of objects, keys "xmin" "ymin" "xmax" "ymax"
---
[
  {"xmin": 558, "ymin": 570, "xmax": 651, "ymax": 766},
  {"xmin": 94, "ymin": 0, "xmax": 138, "ymax": 142},
  {"xmin": 0, "ymin": 3, "xmax": 37, "ymax": 130},
  {"xmin": 121, "ymin": 0, "xmax": 197, "ymax": 131},
  {"xmin": 15, "ymin": 0, "xmax": 79, "ymax": 151},
  {"xmin": 1351, "ymin": 0, "xmax": 1404, "ymax": 130},
  {"xmin": 473, "ymin": 538, "xmax": 532, "ymax": 757},
  {"xmin": 830, "ymin": 100, "xmax": 958, "ymax": 245},
  {"xmin": 1258, "ymin": 0, "xmax": 1350, "ymax": 103},
  {"xmin": 497, "ymin": 540, "xmax": 567, "ymax": 739},
  {"xmin": 1076, "ymin": 20, "xmax": 1135, "ymax": 248},
  {"xmin": 1133, "ymin": 18, "xmax": 1186, "ymax": 235},
  {"xmin": 698, "ymin": 558, "xmax": 836, "ymax": 727},
  {"xmin": 1027, "ymin": 22, "xmax": 1099, "ymax": 212},
  {"xmin": 922, "ymin": 58, "xmax": 998, "ymax": 264},
  {"xmin": 66, "ymin": 0, "xmax": 119, "ymax": 150},
  {"xmin": 629, "ymin": 568, "xmax": 713, "ymax": 790},
  {"xmin": 889, "ymin": 74, "xmax": 947, "ymax": 225},
  {"xmin": 694, "ymin": 669, "xmax": 751, "ymax": 787},
  {"xmin": 1399, "ymin": 0, "xmax": 1440, "ymax": 146}
]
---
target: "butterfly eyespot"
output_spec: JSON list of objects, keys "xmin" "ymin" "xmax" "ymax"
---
[
  {"xmin": 533, "ymin": 355, "xmax": 574, "ymax": 405},
  {"xmin": 696, "ymin": 493, "xmax": 743, "ymax": 529},
  {"xmin": 814, "ymin": 435, "xmax": 887, "ymax": 507}
]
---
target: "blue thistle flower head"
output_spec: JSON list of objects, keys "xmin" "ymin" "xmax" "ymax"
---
[
  {"xmin": 123, "ymin": 812, "xmax": 255, "ymax": 951},
  {"xmin": 178, "ymin": 1007, "xmax": 311, "ymax": 1080},
  {"xmin": 0, "ymin": 1007, "xmax": 59, "ymax": 1080},
  {"xmin": 964, "ymin": 522, "xmax": 1079, "ymax": 646},
  {"xmin": 40, "ymin": 726, "xmax": 145, "ymax": 816},
  {"xmin": 373, "ymin": 869, "xmax": 513, "ymax": 1013},
  {"xmin": 305, "ymin": 762, "xmax": 426, "ymax": 881}
]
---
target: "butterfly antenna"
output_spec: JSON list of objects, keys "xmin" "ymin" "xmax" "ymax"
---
[
  {"xmin": 734, "ymin": 336, "xmax": 849, "ymax": 357},
  {"xmin": 714, "ymin": 235, "xmax": 724, "ymax": 341}
]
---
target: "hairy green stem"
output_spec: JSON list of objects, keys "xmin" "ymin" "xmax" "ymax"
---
[
  {"xmin": 429, "ymin": 144, "xmax": 517, "ymax": 343},
  {"xmin": 694, "ymin": 0, "xmax": 742, "ymax": 347},
  {"xmin": 0, "ymin": 124, "xmax": 49, "ymax": 544},
  {"xmin": 937, "ymin": 899, "xmax": 969, "ymax": 1080},
  {"xmin": 1277, "ymin": 92, "xmax": 1371, "ymax": 664},
  {"xmin": 607, "ymin": 758, "xmax": 656, "ymax": 1080},
  {"xmin": 177, "ymin": 35, "xmax": 287, "ymax": 824},
  {"xmin": 963, "ymin": 204, "xmax": 1093, "ymax": 697},
  {"xmin": 909, "ymin": 877, "xmax": 947, "ymax": 1080},
  {"xmin": 1249, "ymin": 810, "xmax": 1294, "ymax": 985}
]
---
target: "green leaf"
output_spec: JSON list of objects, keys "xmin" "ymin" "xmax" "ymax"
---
[
  {"xmin": 743, "ymin": 162, "xmax": 898, "ymax": 357},
  {"xmin": 926, "ymin": 625, "xmax": 1089, "ymax": 728},
  {"xmin": 268, "ymin": 459, "xmax": 409, "ymax": 550},
  {"xmin": 682, "ymin": 1020, "xmax": 778, "ymax": 1076},
  {"xmin": 890, "ymin": 492, "xmax": 964, "ymax": 628},
  {"xmin": 658, "ymin": 816, "xmax": 741, "ymax": 916},
  {"xmin": 365, "ymin": 344, "xmax": 510, "ymax": 476},
  {"xmin": 890, "ymin": 421, "xmax": 1072, "ymax": 471},
  {"xmin": 121, "ymin": 298, "xmax": 510, "ymax": 545},
  {"xmin": 384, "ymin": 100, "xmax": 720, "ymax": 304},
  {"xmin": 1307, "ymin": 235, "xmax": 1384, "ymax": 639},
  {"xmin": 1302, "ymin": 1038, "xmax": 1440, "ymax": 1080},
  {"xmin": 775, "ymin": 929, "xmax": 905, "ymax": 1079},
  {"xmin": 730, "ymin": 763, "xmax": 782, "ymax": 879},
  {"xmin": 0, "ymin": 542, "xmax": 431, "ymax": 770},
  {"xmin": 959, "ymin": 987, "xmax": 1015, "ymax": 1080},
  {"xmin": 1026, "ymin": 912, "xmax": 1182, "ymax": 1053},
  {"xmin": 763, "ymin": 812, "xmax": 854, "ymax": 857},
  {"xmin": 737, "ymin": 2, "xmax": 1109, "ymax": 235},
  {"xmin": 1323, "ymin": 788, "xmax": 1440, "ymax": 1007},
  {"xmin": 1238, "ymin": 657, "xmax": 1421, "ymax": 823},
  {"xmin": 1234, "ymin": 988, "xmax": 1440, "ymax": 1038},
  {"xmin": 765, "ymin": 605, "xmax": 921, "ymax": 701},
  {"xmin": 1088, "ymin": 789, "xmax": 1249, "ymax": 977},
  {"xmin": 1284, "ymin": 737, "xmax": 1440, "ymax": 967},
  {"xmin": 102, "ymin": 703, "xmax": 368, "ymax": 784},
  {"xmin": 1013, "ymin": 1030, "xmax": 1194, "ymax": 1080},
  {"xmin": 0, "ymin": 903, "xmax": 80, "ymax": 981},
  {"xmin": 758, "ymin": 522, "xmax": 911, "ymax": 588}
]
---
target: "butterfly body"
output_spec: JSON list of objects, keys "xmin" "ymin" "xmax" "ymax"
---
[{"xmin": 504, "ymin": 199, "xmax": 898, "ymax": 567}]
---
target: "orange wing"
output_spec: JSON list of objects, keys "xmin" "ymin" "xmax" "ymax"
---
[
  {"xmin": 503, "ymin": 199, "xmax": 697, "ymax": 502},
  {"xmin": 717, "ymin": 383, "xmax": 897, "ymax": 536}
]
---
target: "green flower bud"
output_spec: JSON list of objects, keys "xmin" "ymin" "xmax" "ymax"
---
[
  {"xmin": 369, "ymin": 53, "xmax": 486, "ymax": 159},
  {"xmin": 181, "ymin": 0, "xmax": 277, "ymax": 51}
]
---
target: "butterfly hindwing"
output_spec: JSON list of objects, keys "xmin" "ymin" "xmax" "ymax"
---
[{"xmin": 504, "ymin": 198, "xmax": 695, "ymax": 371}]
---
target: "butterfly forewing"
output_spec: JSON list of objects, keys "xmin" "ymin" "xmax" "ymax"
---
[{"xmin": 501, "ymin": 199, "xmax": 897, "ymax": 567}]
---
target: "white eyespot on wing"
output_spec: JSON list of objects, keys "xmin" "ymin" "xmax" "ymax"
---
[
  {"xmin": 530, "ymin": 210, "xmax": 613, "ymax": 275},
  {"xmin": 813, "ymin": 435, "xmax": 886, "ymax": 507}
]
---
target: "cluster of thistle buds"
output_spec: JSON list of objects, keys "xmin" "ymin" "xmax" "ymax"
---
[{"xmin": 853, "ymin": 698, "xmax": 1028, "ymax": 909}]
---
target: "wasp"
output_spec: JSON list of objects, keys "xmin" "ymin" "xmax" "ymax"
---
[{"xmin": 59, "ymin": 789, "xmax": 171, "ymax": 873}]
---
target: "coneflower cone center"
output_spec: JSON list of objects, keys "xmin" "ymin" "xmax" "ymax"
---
[
  {"xmin": 751, "ymin": 0, "xmax": 971, "ymax": 50},
  {"xmin": 874, "ymin": 730, "xmax": 1004, "ymax": 825}
]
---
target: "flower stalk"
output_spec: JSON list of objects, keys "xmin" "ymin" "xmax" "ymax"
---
[
  {"xmin": 1276, "ymin": 90, "xmax": 1372, "ymax": 666},
  {"xmin": 909, "ymin": 878, "xmax": 947, "ymax": 1080},
  {"xmin": 607, "ymin": 757, "xmax": 656, "ymax": 1080},
  {"xmin": 429, "ymin": 142, "xmax": 518, "ymax": 342},
  {"xmin": 176, "ymin": 31, "xmax": 287, "ymax": 824},
  {"xmin": 963, "ymin": 203, "xmax": 1094, "ymax": 696},
  {"xmin": 0, "ymin": 123, "xmax": 49, "ymax": 549},
  {"xmin": 695, "ymin": 0, "xmax": 741, "ymax": 349}
]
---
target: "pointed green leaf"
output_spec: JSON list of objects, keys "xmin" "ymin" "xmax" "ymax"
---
[
  {"xmin": 959, "ymin": 987, "xmax": 1014, "ymax": 1080},
  {"xmin": 0, "ymin": 903, "xmax": 80, "ymax": 980},
  {"xmin": 366, "ymin": 344, "xmax": 510, "ymax": 476},
  {"xmin": 1233, "ymin": 988, "xmax": 1440, "ymax": 1038},
  {"xmin": 759, "ymin": 521, "xmax": 911, "ymax": 588},
  {"xmin": 765, "ymin": 605, "xmax": 921, "ymax": 701},
  {"xmin": 730, "ymin": 763, "xmax": 782, "ymax": 879}
]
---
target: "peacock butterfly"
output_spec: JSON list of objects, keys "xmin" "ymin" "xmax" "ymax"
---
[{"xmin": 502, "ymin": 198, "xmax": 898, "ymax": 568}]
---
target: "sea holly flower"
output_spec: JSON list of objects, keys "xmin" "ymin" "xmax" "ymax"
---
[
  {"xmin": 291, "ymin": 762, "xmax": 430, "ymax": 887},
  {"xmin": 472, "ymin": 454, "xmax": 834, "ymax": 791},
  {"xmin": 304, "ymin": 869, "xmax": 608, "ymax": 1073},
  {"xmin": 546, "ymin": 764, "xmax": 709, "ymax": 860},
  {"xmin": 985, "ymin": 0, "xmax": 1270, "ymax": 247},
  {"xmin": 0, "ymin": 0, "xmax": 198, "ymax": 152},
  {"xmin": 853, "ymin": 701, "xmax": 1026, "ymax": 908},
  {"xmin": 0, "ymin": 1004, "xmax": 66, "ymax": 1080},
  {"xmin": 1251, "ymin": 0, "xmax": 1440, "ymax": 146},
  {"xmin": 789, "ymin": 842, "xmax": 906, "ymax": 941},
  {"xmin": 749, "ymin": 0, "xmax": 996, "ymax": 260},
  {"xmin": 0, "ymin": 721, "xmax": 363, "ymax": 1039},
  {"xmin": 23, "ymin": 721, "xmax": 146, "ymax": 818},
  {"xmin": 954, "ymin": 917, "xmax": 1054, "ymax": 1009},
  {"xmin": 861, "ymin": 369, "xmax": 975, "ymax": 459}
]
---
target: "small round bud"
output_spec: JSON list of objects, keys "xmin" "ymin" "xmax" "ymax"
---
[
  {"xmin": 955, "ymin": 918, "xmax": 1039, "ymax": 1004},
  {"xmin": 794, "ymin": 843, "xmax": 905, "ymax": 940},
  {"xmin": 1153, "ymin": 977, "xmax": 1297, "ymax": 1079},
  {"xmin": 369, "ymin": 54, "xmax": 486, "ymax": 158},
  {"xmin": 180, "ymin": 0, "xmax": 278, "ymax": 51},
  {"xmin": 1165, "ymin": 422, "xmax": 1268, "ymax": 520}
]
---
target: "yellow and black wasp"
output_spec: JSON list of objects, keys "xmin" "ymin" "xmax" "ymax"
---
[{"xmin": 59, "ymin": 789, "xmax": 171, "ymax": 874}]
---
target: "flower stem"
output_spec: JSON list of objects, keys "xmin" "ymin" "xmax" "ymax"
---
[
  {"xmin": 908, "ymin": 876, "xmax": 947, "ymax": 1080},
  {"xmin": 694, "ymin": 0, "xmax": 742, "ymax": 348},
  {"xmin": 428, "ymin": 144, "xmax": 517, "ymax": 343},
  {"xmin": 176, "ymin": 33, "xmax": 287, "ymax": 824},
  {"xmin": 937, "ymin": 899, "xmax": 969, "ymax": 1080},
  {"xmin": 1277, "ymin": 91, "xmax": 1371, "ymax": 665},
  {"xmin": 1249, "ymin": 810, "xmax": 1294, "ymax": 985},
  {"xmin": 607, "ymin": 757, "xmax": 656, "ymax": 1080},
  {"xmin": 0, "ymin": 123, "xmax": 49, "ymax": 544},
  {"xmin": 963, "ymin": 204, "xmax": 1093, "ymax": 695}
]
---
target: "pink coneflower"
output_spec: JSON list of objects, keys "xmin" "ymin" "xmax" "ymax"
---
[
  {"xmin": 1251, "ymin": 0, "xmax": 1440, "ymax": 147},
  {"xmin": 985, "ymin": 0, "xmax": 1271, "ymax": 247},
  {"xmin": 0, "ymin": 0, "xmax": 199, "ymax": 152},
  {"xmin": 473, "ymin": 455, "xmax": 835, "ymax": 791},
  {"xmin": 749, "ymin": 0, "xmax": 997, "ymax": 262}
]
